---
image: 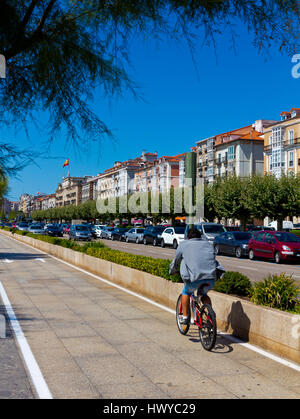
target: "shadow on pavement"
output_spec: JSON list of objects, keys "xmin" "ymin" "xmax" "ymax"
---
[{"xmin": 0, "ymin": 253, "xmax": 49, "ymax": 261}]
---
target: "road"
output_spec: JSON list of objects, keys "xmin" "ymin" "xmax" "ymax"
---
[
  {"xmin": 100, "ymin": 238, "xmax": 300, "ymax": 284},
  {"xmin": 0, "ymin": 233, "xmax": 300, "ymax": 399}
]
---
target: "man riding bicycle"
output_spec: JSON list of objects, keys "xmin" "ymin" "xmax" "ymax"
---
[{"xmin": 169, "ymin": 227, "xmax": 223, "ymax": 325}]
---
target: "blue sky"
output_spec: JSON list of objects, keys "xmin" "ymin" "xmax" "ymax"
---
[{"xmin": 6, "ymin": 23, "xmax": 300, "ymax": 201}]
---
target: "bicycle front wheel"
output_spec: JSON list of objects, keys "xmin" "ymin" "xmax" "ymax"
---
[
  {"xmin": 176, "ymin": 294, "xmax": 190, "ymax": 335},
  {"xmin": 198, "ymin": 304, "xmax": 217, "ymax": 351}
]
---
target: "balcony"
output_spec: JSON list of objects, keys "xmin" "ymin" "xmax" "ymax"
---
[
  {"xmin": 264, "ymin": 144, "xmax": 272, "ymax": 153},
  {"xmin": 283, "ymin": 137, "xmax": 300, "ymax": 148}
]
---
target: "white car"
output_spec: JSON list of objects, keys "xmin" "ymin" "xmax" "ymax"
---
[
  {"xmin": 92, "ymin": 225, "xmax": 106, "ymax": 238},
  {"xmin": 161, "ymin": 226, "xmax": 186, "ymax": 249}
]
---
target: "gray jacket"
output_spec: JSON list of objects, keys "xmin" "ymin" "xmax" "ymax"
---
[{"xmin": 169, "ymin": 238, "xmax": 219, "ymax": 283}]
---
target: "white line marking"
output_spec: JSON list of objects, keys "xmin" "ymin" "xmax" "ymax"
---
[
  {"xmin": 3, "ymin": 233, "xmax": 300, "ymax": 373},
  {"xmin": 217, "ymin": 332, "xmax": 300, "ymax": 373},
  {"xmin": 0, "ymin": 281, "xmax": 53, "ymax": 399},
  {"xmin": 35, "ymin": 258, "xmax": 45, "ymax": 263},
  {"xmin": 237, "ymin": 266, "xmax": 257, "ymax": 271},
  {"xmin": 2, "ymin": 259, "xmax": 14, "ymax": 264}
]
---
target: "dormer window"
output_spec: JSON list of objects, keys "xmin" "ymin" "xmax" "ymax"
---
[{"xmin": 291, "ymin": 110, "xmax": 297, "ymax": 118}]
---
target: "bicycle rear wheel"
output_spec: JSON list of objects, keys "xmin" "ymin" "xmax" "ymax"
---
[
  {"xmin": 198, "ymin": 304, "xmax": 217, "ymax": 351},
  {"xmin": 176, "ymin": 294, "xmax": 190, "ymax": 335}
]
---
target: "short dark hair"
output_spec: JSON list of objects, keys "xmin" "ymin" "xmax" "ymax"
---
[{"xmin": 187, "ymin": 227, "xmax": 202, "ymax": 239}]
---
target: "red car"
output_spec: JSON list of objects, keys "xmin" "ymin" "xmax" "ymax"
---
[{"xmin": 248, "ymin": 231, "xmax": 300, "ymax": 264}]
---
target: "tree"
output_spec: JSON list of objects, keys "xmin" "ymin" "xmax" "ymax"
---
[
  {"xmin": 211, "ymin": 175, "xmax": 251, "ymax": 229},
  {"xmin": 244, "ymin": 174, "xmax": 300, "ymax": 230},
  {"xmin": 0, "ymin": 0, "xmax": 299, "ymax": 155}
]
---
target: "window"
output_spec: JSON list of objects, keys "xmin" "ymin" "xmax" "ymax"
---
[
  {"xmin": 289, "ymin": 151, "xmax": 294, "ymax": 168},
  {"xmin": 272, "ymin": 149, "xmax": 281, "ymax": 168},
  {"xmin": 272, "ymin": 127, "xmax": 283, "ymax": 148},
  {"xmin": 254, "ymin": 232, "xmax": 265, "ymax": 242},
  {"xmin": 288, "ymin": 130, "xmax": 294, "ymax": 144},
  {"xmin": 228, "ymin": 145, "xmax": 235, "ymax": 160}
]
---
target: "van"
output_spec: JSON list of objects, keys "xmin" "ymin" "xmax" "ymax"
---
[
  {"xmin": 184, "ymin": 223, "xmax": 226, "ymax": 241},
  {"xmin": 267, "ymin": 220, "xmax": 294, "ymax": 231}
]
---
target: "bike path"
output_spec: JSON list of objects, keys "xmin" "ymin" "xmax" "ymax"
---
[{"xmin": 0, "ymin": 234, "xmax": 299, "ymax": 399}]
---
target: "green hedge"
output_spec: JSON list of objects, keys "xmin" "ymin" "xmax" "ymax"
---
[
  {"xmin": 85, "ymin": 246, "xmax": 181, "ymax": 283},
  {"xmin": 250, "ymin": 273, "xmax": 300, "ymax": 314},
  {"xmin": 214, "ymin": 271, "xmax": 253, "ymax": 297}
]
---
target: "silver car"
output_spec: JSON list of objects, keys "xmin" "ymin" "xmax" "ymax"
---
[
  {"xmin": 17, "ymin": 222, "xmax": 30, "ymax": 231},
  {"xmin": 124, "ymin": 228, "xmax": 145, "ymax": 244},
  {"xmin": 28, "ymin": 224, "xmax": 45, "ymax": 235},
  {"xmin": 101, "ymin": 226, "xmax": 115, "ymax": 239},
  {"xmin": 69, "ymin": 225, "xmax": 92, "ymax": 241}
]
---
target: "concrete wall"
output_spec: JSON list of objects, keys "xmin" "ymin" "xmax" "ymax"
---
[{"xmin": 1, "ymin": 229, "xmax": 300, "ymax": 365}]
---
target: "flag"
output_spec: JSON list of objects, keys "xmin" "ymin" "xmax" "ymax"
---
[{"xmin": 63, "ymin": 159, "xmax": 69, "ymax": 168}]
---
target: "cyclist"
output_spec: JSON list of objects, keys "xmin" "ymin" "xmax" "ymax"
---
[{"xmin": 169, "ymin": 226, "xmax": 223, "ymax": 325}]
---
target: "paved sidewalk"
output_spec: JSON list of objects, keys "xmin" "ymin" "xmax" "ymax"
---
[
  {"xmin": 0, "ymin": 234, "xmax": 300, "ymax": 399},
  {"xmin": 0, "ymin": 302, "xmax": 34, "ymax": 399}
]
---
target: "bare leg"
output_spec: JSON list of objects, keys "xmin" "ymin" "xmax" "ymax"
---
[{"xmin": 181, "ymin": 294, "xmax": 190, "ymax": 317}]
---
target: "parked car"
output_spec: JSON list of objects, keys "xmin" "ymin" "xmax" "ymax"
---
[
  {"xmin": 214, "ymin": 231, "xmax": 252, "ymax": 258},
  {"xmin": 246, "ymin": 225, "xmax": 275, "ymax": 232},
  {"xmin": 91, "ymin": 225, "xmax": 106, "ymax": 238},
  {"xmin": 69, "ymin": 225, "xmax": 92, "ymax": 241},
  {"xmin": 184, "ymin": 223, "xmax": 226, "ymax": 241},
  {"xmin": 226, "ymin": 226, "xmax": 241, "ymax": 231},
  {"xmin": 111, "ymin": 227, "xmax": 129, "ymax": 241},
  {"xmin": 100, "ymin": 226, "xmax": 115, "ymax": 239},
  {"xmin": 293, "ymin": 223, "xmax": 300, "ymax": 230},
  {"xmin": 124, "ymin": 228, "xmax": 145, "ymax": 244},
  {"xmin": 28, "ymin": 224, "xmax": 45, "ymax": 235},
  {"xmin": 45, "ymin": 224, "xmax": 63, "ymax": 237},
  {"xmin": 17, "ymin": 222, "xmax": 30, "ymax": 231},
  {"xmin": 248, "ymin": 231, "xmax": 300, "ymax": 263},
  {"xmin": 161, "ymin": 226, "xmax": 185, "ymax": 249},
  {"xmin": 143, "ymin": 225, "xmax": 166, "ymax": 246}
]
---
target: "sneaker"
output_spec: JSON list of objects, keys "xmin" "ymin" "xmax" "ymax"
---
[{"xmin": 179, "ymin": 316, "xmax": 188, "ymax": 325}]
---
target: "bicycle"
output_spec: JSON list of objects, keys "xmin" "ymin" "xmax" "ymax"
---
[{"xmin": 176, "ymin": 288, "xmax": 217, "ymax": 351}]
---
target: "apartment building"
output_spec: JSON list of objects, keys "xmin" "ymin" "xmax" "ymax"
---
[
  {"xmin": 10, "ymin": 201, "xmax": 19, "ymax": 212},
  {"xmin": 196, "ymin": 120, "xmax": 277, "ymax": 184},
  {"xmin": 263, "ymin": 108, "xmax": 300, "ymax": 178},
  {"xmin": 80, "ymin": 176, "xmax": 100, "ymax": 203},
  {"xmin": 97, "ymin": 151, "xmax": 157, "ymax": 199},
  {"xmin": 41, "ymin": 194, "xmax": 56, "ymax": 210},
  {"xmin": 134, "ymin": 153, "xmax": 184, "ymax": 193},
  {"xmin": 19, "ymin": 193, "xmax": 34, "ymax": 215},
  {"xmin": 56, "ymin": 175, "xmax": 91, "ymax": 207}
]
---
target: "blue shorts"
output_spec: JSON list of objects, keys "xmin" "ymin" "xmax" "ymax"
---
[{"xmin": 182, "ymin": 279, "xmax": 215, "ymax": 296}]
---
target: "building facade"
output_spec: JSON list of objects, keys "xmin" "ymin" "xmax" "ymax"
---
[
  {"xmin": 263, "ymin": 108, "xmax": 300, "ymax": 178},
  {"xmin": 196, "ymin": 120, "xmax": 277, "ymax": 184},
  {"xmin": 97, "ymin": 151, "xmax": 158, "ymax": 199},
  {"xmin": 56, "ymin": 176, "xmax": 90, "ymax": 207}
]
